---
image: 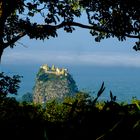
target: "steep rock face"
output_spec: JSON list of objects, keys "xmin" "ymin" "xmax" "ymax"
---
[{"xmin": 33, "ymin": 64, "xmax": 78, "ymax": 104}]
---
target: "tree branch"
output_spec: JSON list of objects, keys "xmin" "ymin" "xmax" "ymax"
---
[
  {"xmin": 55, "ymin": 21, "xmax": 106, "ymax": 32},
  {"xmin": 125, "ymin": 34, "xmax": 140, "ymax": 39},
  {"xmin": 4, "ymin": 21, "xmax": 139, "ymax": 51},
  {"xmin": 54, "ymin": 21, "xmax": 140, "ymax": 39},
  {"xmin": 4, "ymin": 32, "xmax": 26, "ymax": 49},
  {"xmin": 96, "ymin": 119, "xmax": 123, "ymax": 140}
]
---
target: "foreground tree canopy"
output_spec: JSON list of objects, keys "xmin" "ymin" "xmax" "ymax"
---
[{"xmin": 0, "ymin": 0, "xmax": 140, "ymax": 60}]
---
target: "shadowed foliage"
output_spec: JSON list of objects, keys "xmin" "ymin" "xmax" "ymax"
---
[
  {"xmin": 1, "ymin": 78, "xmax": 140, "ymax": 140},
  {"xmin": 0, "ymin": 72, "xmax": 22, "ymax": 98}
]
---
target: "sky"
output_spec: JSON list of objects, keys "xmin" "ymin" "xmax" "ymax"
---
[
  {"xmin": 1, "ymin": 10, "xmax": 140, "ymax": 68},
  {"xmin": 2, "ymin": 29, "xmax": 140, "ymax": 102},
  {"xmin": 1, "ymin": 27, "xmax": 140, "ymax": 68},
  {"xmin": 1, "ymin": 7, "xmax": 140, "ymax": 102}
]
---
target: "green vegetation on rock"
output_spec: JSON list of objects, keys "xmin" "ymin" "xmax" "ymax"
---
[{"xmin": 33, "ymin": 64, "xmax": 78, "ymax": 104}]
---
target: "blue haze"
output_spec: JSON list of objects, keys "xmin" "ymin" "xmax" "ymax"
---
[
  {"xmin": 1, "ymin": 24, "xmax": 140, "ymax": 103},
  {"xmin": 1, "ymin": 63, "xmax": 140, "ymax": 103}
]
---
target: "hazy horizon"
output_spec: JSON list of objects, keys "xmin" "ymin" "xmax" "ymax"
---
[
  {"xmin": 1, "ymin": 63, "xmax": 140, "ymax": 103},
  {"xmin": 1, "ymin": 17, "xmax": 140, "ymax": 103}
]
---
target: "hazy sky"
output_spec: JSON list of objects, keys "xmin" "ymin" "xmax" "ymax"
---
[
  {"xmin": 1, "ymin": 12, "xmax": 140, "ymax": 101},
  {"xmin": 1, "ymin": 11, "xmax": 140, "ymax": 67},
  {"xmin": 2, "ymin": 27, "xmax": 140, "ymax": 68}
]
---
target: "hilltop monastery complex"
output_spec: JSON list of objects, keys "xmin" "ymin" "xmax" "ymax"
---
[{"xmin": 40, "ymin": 64, "xmax": 68, "ymax": 76}]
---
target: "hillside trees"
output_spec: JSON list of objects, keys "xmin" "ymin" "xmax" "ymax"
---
[{"xmin": 0, "ymin": 0, "xmax": 140, "ymax": 61}]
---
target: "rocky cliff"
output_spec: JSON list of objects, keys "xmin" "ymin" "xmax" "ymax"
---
[{"xmin": 33, "ymin": 64, "xmax": 78, "ymax": 104}]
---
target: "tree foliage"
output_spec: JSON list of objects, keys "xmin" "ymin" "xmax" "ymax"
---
[
  {"xmin": 1, "ymin": 81, "xmax": 140, "ymax": 139},
  {"xmin": 0, "ymin": 0, "xmax": 140, "ymax": 60},
  {"xmin": 0, "ymin": 72, "xmax": 22, "ymax": 98},
  {"xmin": 21, "ymin": 92, "xmax": 33, "ymax": 103}
]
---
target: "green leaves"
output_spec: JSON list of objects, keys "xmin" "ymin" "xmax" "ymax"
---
[
  {"xmin": 131, "ymin": 97, "xmax": 140, "ymax": 110},
  {"xmin": 0, "ymin": 72, "xmax": 22, "ymax": 98},
  {"xmin": 110, "ymin": 90, "xmax": 116, "ymax": 102},
  {"xmin": 93, "ymin": 82, "xmax": 106, "ymax": 104},
  {"xmin": 133, "ymin": 41, "xmax": 140, "ymax": 51},
  {"xmin": 97, "ymin": 82, "xmax": 105, "ymax": 98}
]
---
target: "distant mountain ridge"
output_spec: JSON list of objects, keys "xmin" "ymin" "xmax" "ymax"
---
[{"xmin": 33, "ymin": 64, "xmax": 78, "ymax": 104}]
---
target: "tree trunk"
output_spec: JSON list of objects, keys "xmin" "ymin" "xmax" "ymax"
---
[{"xmin": 0, "ymin": 46, "xmax": 4, "ymax": 63}]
